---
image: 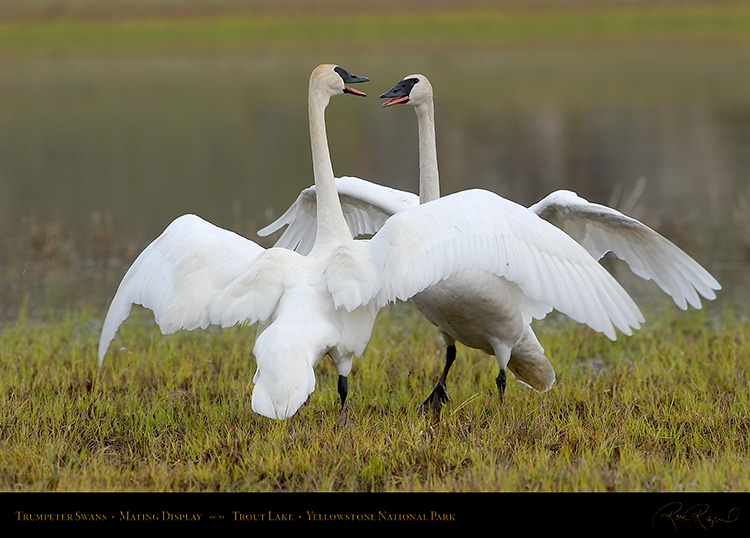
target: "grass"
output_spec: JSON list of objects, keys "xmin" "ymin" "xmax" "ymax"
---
[
  {"xmin": 1, "ymin": 3, "xmax": 749, "ymax": 55},
  {"xmin": 1, "ymin": 300, "xmax": 747, "ymax": 493}
]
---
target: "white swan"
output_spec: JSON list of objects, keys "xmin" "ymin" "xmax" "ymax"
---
[
  {"xmin": 98, "ymin": 64, "xmax": 371, "ymax": 419},
  {"xmin": 259, "ymin": 73, "xmax": 720, "ymax": 411},
  {"xmin": 98, "ymin": 65, "xmax": 647, "ymax": 420}
]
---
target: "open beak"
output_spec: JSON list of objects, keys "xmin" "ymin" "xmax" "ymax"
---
[
  {"xmin": 379, "ymin": 78, "xmax": 417, "ymax": 107},
  {"xmin": 335, "ymin": 66, "xmax": 369, "ymax": 97},
  {"xmin": 344, "ymin": 86, "xmax": 368, "ymax": 97},
  {"xmin": 380, "ymin": 95, "xmax": 409, "ymax": 107}
]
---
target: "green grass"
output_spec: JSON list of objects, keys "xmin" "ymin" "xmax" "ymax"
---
[
  {"xmin": 1, "ymin": 301, "xmax": 747, "ymax": 492},
  {"xmin": 1, "ymin": 3, "xmax": 749, "ymax": 55}
]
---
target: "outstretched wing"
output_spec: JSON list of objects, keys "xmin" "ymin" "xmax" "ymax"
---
[
  {"xmin": 328, "ymin": 189, "xmax": 645, "ymax": 341},
  {"xmin": 258, "ymin": 176, "xmax": 419, "ymax": 253},
  {"xmin": 529, "ymin": 190, "xmax": 721, "ymax": 310},
  {"xmin": 98, "ymin": 214, "xmax": 266, "ymax": 364}
]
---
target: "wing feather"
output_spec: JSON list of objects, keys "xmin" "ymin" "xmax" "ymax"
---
[
  {"xmin": 258, "ymin": 176, "xmax": 419, "ymax": 254},
  {"xmin": 529, "ymin": 190, "xmax": 721, "ymax": 309},
  {"xmin": 98, "ymin": 214, "xmax": 266, "ymax": 363},
  {"xmin": 335, "ymin": 189, "xmax": 645, "ymax": 340}
]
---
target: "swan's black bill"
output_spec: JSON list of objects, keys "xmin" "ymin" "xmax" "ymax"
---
[
  {"xmin": 380, "ymin": 77, "xmax": 419, "ymax": 107},
  {"xmin": 335, "ymin": 66, "xmax": 369, "ymax": 97}
]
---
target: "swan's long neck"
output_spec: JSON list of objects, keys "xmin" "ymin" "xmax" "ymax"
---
[
  {"xmin": 415, "ymin": 101, "xmax": 440, "ymax": 204},
  {"xmin": 309, "ymin": 90, "xmax": 350, "ymax": 249}
]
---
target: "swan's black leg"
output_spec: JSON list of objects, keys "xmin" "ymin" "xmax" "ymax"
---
[
  {"xmin": 335, "ymin": 374, "xmax": 351, "ymax": 427},
  {"xmin": 337, "ymin": 375, "xmax": 348, "ymax": 411},
  {"xmin": 420, "ymin": 344, "xmax": 457, "ymax": 413},
  {"xmin": 495, "ymin": 369, "xmax": 506, "ymax": 403}
]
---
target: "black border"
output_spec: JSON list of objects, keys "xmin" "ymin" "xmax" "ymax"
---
[{"xmin": 3, "ymin": 492, "xmax": 749, "ymax": 533}]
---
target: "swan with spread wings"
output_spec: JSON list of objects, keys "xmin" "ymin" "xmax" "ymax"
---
[{"xmin": 259, "ymin": 73, "xmax": 720, "ymax": 412}]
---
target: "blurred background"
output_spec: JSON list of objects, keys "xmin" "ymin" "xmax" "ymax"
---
[{"xmin": 1, "ymin": 0, "xmax": 748, "ymax": 321}]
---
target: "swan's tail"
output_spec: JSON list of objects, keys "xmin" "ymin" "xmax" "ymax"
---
[
  {"xmin": 250, "ymin": 328, "xmax": 319, "ymax": 420},
  {"xmin": 508, "ymin": 326, "xmax": 555, "ymax": 392},
  {"xmin": 251, "ymin": 364, "xmax": 316, "ymax": 420}
]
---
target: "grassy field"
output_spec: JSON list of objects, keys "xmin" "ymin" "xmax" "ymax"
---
[
  {"xmin": 1, "ymin": 300, "xmax": 747, "ymax": 493},
  {"xmin": 1, "ymin": 2, "xmax": 749, "ymax": 55}
]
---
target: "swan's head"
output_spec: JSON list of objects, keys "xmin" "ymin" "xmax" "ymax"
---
[
  {"xmin": 309, "ymin": 64, "xmax": 369, "ymax": 103},
  {"xmin": 380, "ymin": 74, "xmax": 432, "ymax": 108}
]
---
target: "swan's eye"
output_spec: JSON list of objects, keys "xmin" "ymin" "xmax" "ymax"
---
[{"xmin": 392, "ymin": 78, "xmax": 419, "ymax": 97}]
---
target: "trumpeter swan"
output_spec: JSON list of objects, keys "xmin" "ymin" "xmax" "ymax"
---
[
  {"xmin": 98, "ymin": 64, "xmax": 372, "ymax": 419},
  {"xmin": 259, "ymin": 73, "xmax": 720, "ymax": 412}
]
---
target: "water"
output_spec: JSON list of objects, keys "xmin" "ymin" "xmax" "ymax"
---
[{"xmin": 1, "ymin": 44, "xmax": 748, "ymax": 319}]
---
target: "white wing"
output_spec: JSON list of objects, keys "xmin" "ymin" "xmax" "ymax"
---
[
  {"xmin": 258, "ymin": 176, "xmax": 419, "ymax": 254},
  {"xmin": 98, "ymin": 214, "xmax": 266, "ymax": 364},
  {"xmin": 529, "ymin": 190, "xmax": 721, "ymax": 310},
  {"xmin": 327, "ymin": 189, "xmax": 645, "ymax": 341}
]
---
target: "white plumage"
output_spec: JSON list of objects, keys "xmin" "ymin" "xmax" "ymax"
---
[
  {"xmin": 259, "ymin": 73, "xmax": 720, "ymax": 410},
  {"xmin": 259, "ymin": 175, "xmax": 419, "ymax": 253},
  {"xmin": 528, "ymin": 189, "xmax": 720, "ymax": 311}
]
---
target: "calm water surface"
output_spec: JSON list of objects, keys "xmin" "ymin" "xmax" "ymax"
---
[{"xmin": 1, "ymin": 45, "xmax": 748, "ymax": 319}]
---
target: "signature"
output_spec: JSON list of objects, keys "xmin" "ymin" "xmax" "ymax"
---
[{"xmin": 652, "ymin": 502, "xmax": 740, "ymax": 530}]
